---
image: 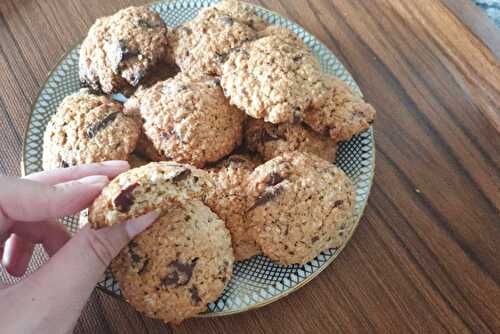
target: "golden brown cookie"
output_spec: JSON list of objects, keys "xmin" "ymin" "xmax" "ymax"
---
[
  {"xmin": 244, "ymin": 118, "xmax": 337, "ymax": 162},
  {"xmin": 112, "ymin": 200, "xmax": 233, "ymax": 324},
  {"xmin": 89, "ymin": 162, "xmax": 214, "ymax": 228},
  {"xmin": 304, "ymin": 74, "xmax": 376, "ymax": 142},
  {"xmin": 246, "ymin": 152, "xmax": 355, "ymax": 265},
  {"xmin": 79, "ymin": 6, "xmax": 168, "ymax": 93},
  {"xmin": 42, "ymin": 89, "xmax": 140, "ymax": 170},
  {"xmin": 168, "ymin": 2, "xmax": 260, "ymax": 78},
  {"xmin": 124, "ymin": 74, "xmax": 245, "ymax": 167},
  {"xmin": 221, "ymin": 32, "xmax": 323, "ymax": 124}
]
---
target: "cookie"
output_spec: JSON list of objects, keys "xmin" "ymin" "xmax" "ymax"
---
[
  {"xmin": 124, "ymin": 74, "xmax": 245, "ymax": 167},
  {"xmin": 42, "ymin": 89, "xmax": 141, "ymax": 170},
  {"xmin": 89, "ymin": 162, "xmax": 214, "ymax": 228},
  {"xmin": 79, "ymin": 6, "xmax": 168, "ymax": 94},
  {"xmin": 244, "ymin": 118, "xmax": 337, "ymax": 162},
  {"xmin": 208, "ymin": 154, "xmax": 262, "ymax": 261},
  {"xmin": 245, "ymin": 152, "xmax": 355, "ymax": 265},
  {"xmin": 304, "ymin": 74, "xmax": 376, "ymax": 141},
  {"xmin": 221, "ymin": 32, "xmax": 323, "ymax": 124},
  {"xmin": 111, "ymin": 200, "xmax": 233, "ymax": 324},
  {"xmin": 168, "ymin": 2, "xmax": 260, "ymax": 77}
]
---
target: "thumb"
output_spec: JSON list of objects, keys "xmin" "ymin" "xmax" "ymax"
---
[{"xmin": 14, "ymin": 210, "xmax": 160, "ymax": 332}]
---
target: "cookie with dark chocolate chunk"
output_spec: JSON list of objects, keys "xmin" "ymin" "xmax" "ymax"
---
[
  {"xmin": 124, "ymin": 73, "xmax": 245, "ymax": 168},
  {"xmin": 79, "ymin": 6, "xmax": 168, "ymax": 94},
  {"xmin": 244, "ymin": 118, "xmax": 337, "ymax": 163},
  {"xmin": 42, "ymin": 89, "xmax": 140, "ymax": 171},
  {"xmin": 168, "ymin": 0, "xmax": 263, "ymax": 78},
  {"xmin": 111, "ymin": 200, "xmax": 233, "ymax": 324},
  {"xmin": 88, "ymin": 162, "xmax": 214, "ymax": 228},
  {"xmin": 245, "ymin": 151, "xmax": 356, "ymax": 265}
]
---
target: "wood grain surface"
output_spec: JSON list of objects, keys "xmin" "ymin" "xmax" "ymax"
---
[{"xmin": 1, "ymin": 0, "xmax": 499, "ymax": 333}]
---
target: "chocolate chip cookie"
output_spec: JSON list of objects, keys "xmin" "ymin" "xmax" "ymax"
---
[
  {"xmin": 111, "ymin": 200, "xmax": 233, "ymax": 324},
  {"xmin": 208, "ymin": 154, "xmax": 262, "ymax": 261},
  {"xmin": 79, "ymin": 6, "xmax": 168, "ymax": 94},
  {"xmin": 244, "ymin": 118, "xmax": 337, "ymax": 162},
  {"xmin": 125, "ymin": 74, "xmax": 245, "ymax": 167},
  {"xmin": 168, "ymin": 1, "xmax": 262, "ymax": 77},
  {"xmin": 304, "ymin": 74, "xmax": 376, "ymax": 141},
  {"xmin": 221, "ymin": 32, "xmax": 323, "ymax": 124},
  {"xmin": 42, "ymin": 89, "xmax": 141, "ymax": 170},
  {"xmin": 89, "ymin": 162, "xmax": 214, "ymax": 228},
  {"xmin": 246, "ymin": 152, "xmax": 355, "ymax": 265}
]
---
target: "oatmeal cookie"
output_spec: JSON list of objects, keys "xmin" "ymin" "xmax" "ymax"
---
[
  {"xmin": 304, "ymin": 74, "xmax": 376, "ymax": 141},
  {"xmin": 42, "ymin": 89, "xmax": 140, "ymax": 170},
  {"xmin": 244, "ymin": 118, "xmax": 337, "ymax": 162},
  {"xmin": 88, "ymin": 162, "xmax": 214, "ymax": 228},
  {"xmin": 111, "ymin": 200, "xmax": 233, "ymax": 324},
  {"xmin": 168, "ymin": 2, "xmax": 260, "ymax": 77},
  {"xmin": 221, "ymin": 34, "xmax": 323, "ymax": 124},
  {"xmin": 125, "ymin": 74, "xmax": 245, "ymax": 167},
  {"xmin": 79, "ymin": 6, "xmax": 168, "ymax": 94},
  {"xmin": 246, "ymin": 152, "xmax": 355, "ymax": 265}
]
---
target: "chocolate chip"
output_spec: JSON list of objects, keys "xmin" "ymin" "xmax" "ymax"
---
[
  {"xmin": 189, "ymin": 286, "xmax": 202, "ymax": 305},
  {"xmin": 266, "ymin": 172, "xmax": 285, "ymax": 187},
  {"xmin": 250, "ymin": 186, "xmax": 284, "ymax": 210},
  {"xmin": 138, "ymin": 258, "xmax": 149, "ymax": 275},
  {"xmin": 160, "ymin": 129, "xmax": 174, "ymax": 140},
  {"xmin": 136, "ymin": 19, "xmax": 157, "ymax": 29},
  {"xmin": 60, "ymin": 160, "xmax": 70, "ymax": 168},
  {"xmin": 131, "ymin": 253, "xmax": 142, "ymax": 264},
  {"xmin": 80, "ymin": 80, "xmax": 103, "ymax": 95},
  {"xmin": 292, "ymin": 55, "xmax": 303, "ymax": 63},
  {"xmin": 87, "ymin": 112, "xmax": 119, "ymax": 139},
  {"xmin": 215, "ymin": 52, "xmax": 228, "ymax": 63},
  {"xmin": 219, "ymin": 15, "xmax": 234, "ymax": 26},
  {"xmin": 292, "ymin": 107, "xmax": 303, "ymax": 123},
  {"xmin": 114, "ymin": 183, "xmax": 139, "ymax": 212},
  {"xmin": 118, "ymin": 40, "xmax": 140, "ymax": 62},
  {"xmin": 161, "ymin": 258, "xmax": 198, "ymax": 287},
  {"xmin": 171, "ymin": 168, "xmax": 191, "ymax": 182},
  {"xmin": 128, "ymin": 241, "xmax": 142, "ymax": 264},
  {"xmin": 333, "ymin": 200, "xmax": 344, "ymax": 208},
  {"xmin": 261, "ymin": 128, "xmax": 284, "ymax": 142},
  {"xmin": 180, "ymin": 26, "xmax": 192, "ymax": 35},
  {"xmin": 130, "ymin": 72, "xmax": 144, "ymax": 87},
  {"xmin": 227, "ymin": 155, "xmax": 247, "ymax": 164},
  {"xmin": 311, "ymin": 236, "xmax": 319, "ymax": 243}
]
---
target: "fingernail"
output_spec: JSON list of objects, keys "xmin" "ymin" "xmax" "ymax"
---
[
  {"xmin": 125, "ymin": 210, "xmax": 161, "ymax": 239},
  {"xmin": 102, "ymin": 160, "xmax": 130, "ymax": 167},
  {"xmin": 78, "ymin": 175, "xmax": 109, "ymax": 186}
]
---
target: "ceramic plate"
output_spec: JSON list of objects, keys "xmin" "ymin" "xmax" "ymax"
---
[{"xmin": 22, "ymin": 0, "xmax": 375, "ymax": 316}]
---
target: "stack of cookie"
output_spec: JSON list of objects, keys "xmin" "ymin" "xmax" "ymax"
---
[{"xmin": 42, "ymin": 0, "xmax": 375, "ymax": 323}]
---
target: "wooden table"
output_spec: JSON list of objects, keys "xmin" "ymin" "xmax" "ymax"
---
[{"xmin": 1, "ymin": 0, "xmax": 499, "ymax": 332}]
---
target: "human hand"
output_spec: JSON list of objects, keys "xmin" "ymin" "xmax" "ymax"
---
[{"xmin": 0, "ymin": 161, "xmax": 159, "ymax": 334}]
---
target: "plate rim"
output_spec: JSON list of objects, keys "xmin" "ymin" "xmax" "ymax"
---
[{"xmin": 20, "ymin": 0, "xmax": 376, "ymax": 318}]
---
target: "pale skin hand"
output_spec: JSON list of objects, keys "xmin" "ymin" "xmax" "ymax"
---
[{"xmin": 0, "ymin": 161, "xmax": 159, "ymax": 334}]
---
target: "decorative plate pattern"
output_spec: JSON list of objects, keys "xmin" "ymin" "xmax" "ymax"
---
[{"xmin": 22, "ymin": 0, "xmax": 375, "ymax": 317}]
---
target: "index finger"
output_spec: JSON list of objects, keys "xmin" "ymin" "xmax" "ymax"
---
[{"xmin": 25, "ymin": 160, "xmax": 130, "ymax": 185}]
